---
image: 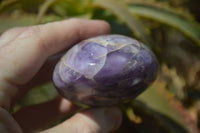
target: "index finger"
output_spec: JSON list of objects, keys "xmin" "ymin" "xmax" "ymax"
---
[{"xmin": 0, "ymin": 18, "xmax": 110, "ymax": 110}]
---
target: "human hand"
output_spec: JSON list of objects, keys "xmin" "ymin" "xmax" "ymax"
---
[{"xmin": 0, "ymin": 18, "xmax": 122, "ymax": 133}]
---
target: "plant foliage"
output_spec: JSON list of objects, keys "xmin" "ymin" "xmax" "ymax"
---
[{"xmin": 0, "ymin": 0, "xmax": 200, "ymax": 132}]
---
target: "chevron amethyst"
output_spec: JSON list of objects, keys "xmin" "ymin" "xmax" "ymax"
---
[{"xmin": 53, "ymin": 34, "xmax": 159, "ymax": 106}]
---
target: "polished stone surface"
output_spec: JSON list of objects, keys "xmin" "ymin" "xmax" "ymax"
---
[{"xmin": 53, "ymin": 35, "xmax": 159, "ymax": 106}]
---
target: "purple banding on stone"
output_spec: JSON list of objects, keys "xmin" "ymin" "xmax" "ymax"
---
[{"xmin": 53, "ymin": 34, "xmax": 159, "ymax": 106}]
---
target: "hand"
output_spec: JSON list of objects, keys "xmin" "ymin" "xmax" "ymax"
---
[{"xmin": 0, "ymin": 18, "xmax": 122, "ymax": 133}]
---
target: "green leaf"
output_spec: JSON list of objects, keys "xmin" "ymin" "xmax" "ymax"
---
[
  {"xmin": 136, "ymin": 80, "xmax": 199, "ymax": 133},
  {"xmin": 93, "ymin": 0, "xmax": 152, "ymax": 46},
  {"xmin": 117, "ymin": 101, "xmax": 189, "ymax": 133},
  {"xmin": 128, "ymin": 4, "xmax": 200, "ymax": 46},
  {"xmin": 0, "ymin": 0, "xmax": 19, "ymax": 14},
  {"xmin": 0, "ymin": 15, "xmax": 36, "ymax": 34},
  {"xmin": 52, "ymin": 0, "xmax": 92, "ymax": 18},
  {"xmin": 0, "ymin": 14, "xmax": 62, "ymax": 34},
  {"xmin": 36, "ymin": 0, "xmax": 58, "ymax": 23},
  {"xmin": 125, "ymin": 0, "xmax": 194, "ymax": 19},
  {"xmin": 19, "ymin": 82, "xmax": 58, "ymax": 107}
]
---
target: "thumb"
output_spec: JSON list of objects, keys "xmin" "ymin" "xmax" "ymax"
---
[{"xmin": 40, "ymin": 107, "xmax": 122, "ymax": 133}]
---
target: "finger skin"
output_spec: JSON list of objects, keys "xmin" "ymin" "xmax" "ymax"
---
[
  {"xmin": 40, "ymin": 107, "xmax": 122, "ymax": 133},
  {"xmin": 0, "ymin": 18, "xmax": 110, "ymax": 110},
  {"xmin": 0, "ymin": 27, "xmax": 27, "ymax": 48},
  {"xmin": 0, "ymin": 19, "xmax": 111, "ymax": 133},
  {"xmin": 0, "ymin": 18, "xmax": 110, "ymax": 85},
  {"xmin": 12, "ymin": 55, "xmax": 61, "ymax": 105}
]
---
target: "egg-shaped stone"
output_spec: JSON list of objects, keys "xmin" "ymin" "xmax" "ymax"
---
[{"xmin": 53, "ymin": 34, "xmax": 159, "ymax": 106}]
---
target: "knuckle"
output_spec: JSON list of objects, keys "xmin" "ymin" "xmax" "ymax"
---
[
  {"xmin": 21, "ymin": 25, "xmax": 41, "ymax": 38},
  {"xmin": 69, "ymin": 18, "xmax": 82, "ymax": 29},
  {"xmin": 20, "ymin": 26, "xmax": 48, "ymax": 53},
  {"xmin": 13, "ymin": 25, "xmax": 42, "ymax": 40},
  {"xmin": 32, "ymin": 26, "xmax": 48, "ymax": 52}
]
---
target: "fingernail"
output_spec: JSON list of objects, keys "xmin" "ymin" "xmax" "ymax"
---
[{"xmin": 105, "ymin": 107, "xmax": 122, "ymax": 131}]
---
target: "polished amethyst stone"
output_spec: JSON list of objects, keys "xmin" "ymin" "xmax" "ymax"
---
[{"xmin": 53, "ymin": 34, "xmax": 159, "ymax": 106}]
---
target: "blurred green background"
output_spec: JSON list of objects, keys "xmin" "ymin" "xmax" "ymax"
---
[{"xmin": 0, "ymin": 0, "xmax": 200, "ymax": 133}]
